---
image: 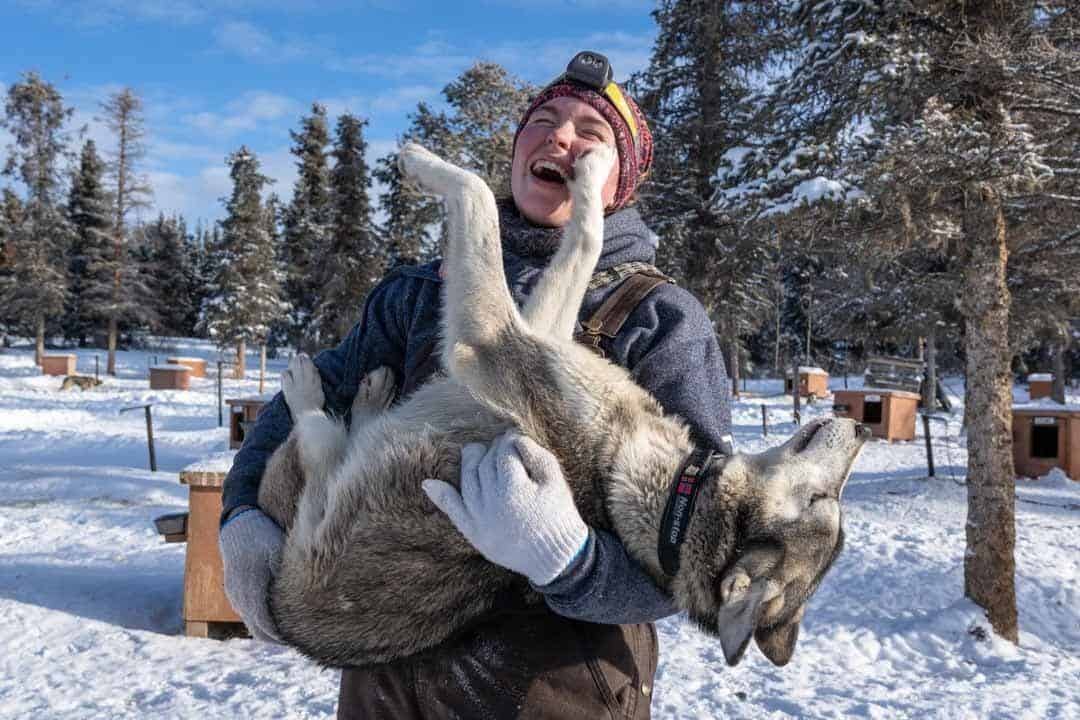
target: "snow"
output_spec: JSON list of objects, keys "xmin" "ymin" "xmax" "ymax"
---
[
  {"xmin": 1028, "ymin": 373, "xmax": 1053, "ymax": 382},
  {"xmin": 795, "ymin": 366, "xmax": 827, "ymax": 375},
  {"xmin": 2, "ymin": 341, "xmax": 1078, "ymax": 719}
]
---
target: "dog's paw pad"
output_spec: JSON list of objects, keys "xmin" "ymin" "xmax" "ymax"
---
[
  {"xmin": 353, "ymin": 366, "xmax": 396, "ymax": 417},
  {"xmin": 282, "ymin": 353, "xmax": 325, "ymax": 415}
]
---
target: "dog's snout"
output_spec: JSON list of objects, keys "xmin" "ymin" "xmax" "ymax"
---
[{"xmin": 855, "ymin": 423, "xmax": 872, "ymax": 439}]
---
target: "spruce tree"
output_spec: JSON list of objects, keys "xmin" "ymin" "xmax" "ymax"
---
[
  {"xmin": 378, "ymin": 63, "xmax": 534, "ymax": 261},
  {"xmin": 759, "ymin": 0, "xmax": 1080, "ymax": 641},
  {"xmin": 145, "ymin": 214, "xmax": 197, "ymax": 337},
  {"xmin": 282, "ymin": 103, "xmax": 332, "ymax": 353},
  {"xmin": 314, "ymin": 113, "xmax": 383, "ymax": 346},
  {"xmin": 65, "ymin": 139, "xmax": 112, "ymax": 346},
  {"xmin": 633, "ymin": 0, "xmax": 780, "ymax": 389},
  {"xmin": 0, "ymin": 189, "xmax": 23, "ymax": 340},
  {"xmin": 200, "ymin": 147, "xmax": 285, "ymax": 379},
  {"xmin": 1, "ymin": 71, "xmax": 74, "ymax": 364},
  {"xmin": 97, "ymin": 88, "xmax": 153, "ymax": 371}
]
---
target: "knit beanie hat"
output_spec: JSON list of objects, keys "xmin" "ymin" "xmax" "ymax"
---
[{"xmin": 514, "ymin": 74, "xmax": 653, "ymax": 212}]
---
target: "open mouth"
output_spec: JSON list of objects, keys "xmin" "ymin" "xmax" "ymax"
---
[{"xmin": 530, "ymin": 158, "xmax": 571, "ymax": 184}]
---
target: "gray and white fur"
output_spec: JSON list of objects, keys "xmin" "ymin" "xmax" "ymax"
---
[{"xmin": 258, "ymin": 142, "xmax": 870, "ymax": 669}]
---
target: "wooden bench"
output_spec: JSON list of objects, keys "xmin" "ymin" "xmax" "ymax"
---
[{"xmin": 155, "ymin": 451, "xmax": 247, "ymax": 638}]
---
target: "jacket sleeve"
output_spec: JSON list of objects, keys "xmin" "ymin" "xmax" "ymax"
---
[
  {"xmin": 220, "ymin": 275, "xmax": 412, "ymax": 525},
  {"xmin": 534, "ymin": 283, "xmax": 732, "ymax": 623}
]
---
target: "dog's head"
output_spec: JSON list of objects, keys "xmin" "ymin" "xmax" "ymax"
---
[{"xmin": 675, "ymin": 417, "xmax": 869, "ymax": 667}]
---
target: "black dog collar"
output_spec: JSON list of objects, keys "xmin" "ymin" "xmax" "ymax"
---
[{"xmin": 658, "ymin": 447, "xmax": 719, "ymax": 577}]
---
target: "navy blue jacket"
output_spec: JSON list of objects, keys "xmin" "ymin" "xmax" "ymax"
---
[{"xmin": 222, "ymin": 204, "xmax": 732, "ymax": 624}]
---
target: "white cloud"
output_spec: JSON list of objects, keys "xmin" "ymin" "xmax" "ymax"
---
[
  {"xmin": 182, "ymin": 91, "xmax": 300, "ymax": 139},
  {"xmin": 212, "ymin": 20, "xmax": 314, "ymax": 63}
]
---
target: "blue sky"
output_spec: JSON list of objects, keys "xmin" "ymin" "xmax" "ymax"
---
[{"xmin": 1, "ymin": 0, "xmax": 659, "ymax": 225}]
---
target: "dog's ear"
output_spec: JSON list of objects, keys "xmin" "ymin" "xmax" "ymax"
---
[
  {"xmin": 754, "ymin": 605, "xmax": 804, "ymax": 666},
  {"xmin": 716, "ymin": 570, "xmax": 775, "ymax": 666}
]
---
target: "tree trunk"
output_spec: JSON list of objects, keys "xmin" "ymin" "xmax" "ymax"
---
[
  {"xmin": 35, "ymin": 314, "xmax": 45, "ymax": 366},
  {"xmin": 107, "ymin": 314, "xmax": 118, "ymax": 376},
  {"xmin": 1052, "ymin": 344, "xmax": 1066, "ymax": 404},
  {"xmin": 960, "ymin": 181, "xmax": 1018, "ymax": 643},
  {"xmin": 922, "ymin": 331, "xmax": 938, "ymax": 412},
  {"xmin": 234, "ymin": 339, "xmax": 246, "ymax": 380},
  {"xmin": 259, "ymin": 343, "xmax": 267, "ymax": 395},
  {"xmin": 729, "ymin": 341, "xmax": 740, "ymax": 399}
]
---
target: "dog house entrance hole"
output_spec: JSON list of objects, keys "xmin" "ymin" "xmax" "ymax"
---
[
  {"xmin": 1031, "ymin": 422, "xmax": 1059, "ymax": 459},
  {"xmin": 863, "ymin": 399, "xmax": 883, "ymax": 424}
]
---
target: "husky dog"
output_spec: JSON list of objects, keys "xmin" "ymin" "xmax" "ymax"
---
[
  {"xmin": 257, "ymin": 142, "xmax": 869, "ymax": 670},
  {"xmin": 59, "ymin": 375, "xmax": 102, "ymax": 391}
]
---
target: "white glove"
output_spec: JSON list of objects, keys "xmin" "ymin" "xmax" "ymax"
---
[
  {"xmin": 423, "ymin": 431, "xmax": 589, "ymax": 586},
  {"xmin": 219, "ymin": 508, "xmax": 284, "ymax": 642}
]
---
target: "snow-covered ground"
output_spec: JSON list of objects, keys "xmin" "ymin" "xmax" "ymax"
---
[{"xmin": 1, "ymin": 341, "xmax": 1077, "ymax": 719}]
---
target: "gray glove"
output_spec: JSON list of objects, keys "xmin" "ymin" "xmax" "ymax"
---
[
  {"xmin": 219, "ymin": 508, "xmax": 284, "ymax": 642},
  {"xmin": 423, "ymin": 431, "xmax": 588, "ymax": 586}
]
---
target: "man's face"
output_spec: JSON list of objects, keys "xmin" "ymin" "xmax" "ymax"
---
[{"xmin": 511, "ymin": 95, "xmax": 621, "ymax": 227}]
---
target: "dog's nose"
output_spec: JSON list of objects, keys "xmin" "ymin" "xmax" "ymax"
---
[{"xmin": 855, "ymin": 423, "xmax": 872, "ymax": 439}]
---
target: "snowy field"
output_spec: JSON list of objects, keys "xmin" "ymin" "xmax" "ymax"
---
[{"xmin": 0, "ymin": 339, "xmax": 1077, "ymax": 719}]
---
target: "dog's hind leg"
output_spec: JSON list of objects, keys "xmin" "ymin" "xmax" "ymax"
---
[{"xmin": 519, "ymin": 145, "xmax": 613, "ymax": 341}]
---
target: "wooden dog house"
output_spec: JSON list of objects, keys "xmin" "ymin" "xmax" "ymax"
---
[
  {"xmin": 1012, "ymin": 405, "xmax": 1080, "ymax": 481},
  {"xmin": 41, "ymin": 353, "xmax": 77, "ymax": 376},
  {"xmin": 833, "ymin": 389, "xmax": 920, "ymax": 441},
  {"xmin": 1027, "ymin": 373, "xmax": 1053, "ymax": 401},
  {"xmin": 167, "ymin": 356, "xmax": 207, "ymax": 378},
  {"xmin": 149, "ymin": 364, "xmax": 191, "ymax": 390},
  {"xmin": 226, "ymin": 397, "xmax": 268, "ymax": 449},
  {"xmin": 785, "ymin": 366, "xmax": 830, "ymax": 399},
  {"xmin": 161, "ymin": 453, "xmax": 245, "ymax": 637}
]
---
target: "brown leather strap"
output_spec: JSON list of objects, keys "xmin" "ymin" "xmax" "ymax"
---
[{"xmin": 575, "ymin": 271, "xmax": 673, "ymax": 358}]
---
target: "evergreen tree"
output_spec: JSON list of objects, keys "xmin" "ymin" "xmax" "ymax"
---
[
  {"xmin": 97, "ymin": 87, "xmax": 153, "ymax": 372},
  {"xmin": 758, "ymin": 0, "xmax": 1080, "ymax": 642},
  {"xmin": 313, "ymin": 113, "xmax": 383, "ymax": 346},
  {"xmin": 1, "ymin": 71, "xmax": 74, "ymax": 364},
  {"xmin": 282, "ymin": 103, "xmax": 332, "ymax": 353},
  {"xmin": 200, "ymin": 147, "xmax": 285, "ymax": 379},
  {"xmin": 373, "ymin": 152, "xmax": 435, "ymax": 268},
  {"xmin": 633, "ymin": 0, "xmax": 780, "ymax": 389},
  {"xmin": 145, "ymin": 214, "xmax": 198, "ymax": 336},
  {"xmin": 378, "ymin": 63, "xmax": 534, "ymax": 261},
  {"xmin": 65, "ymin": 139, "xmax": 113, "ymax": 346},
  {"xmin": 0, "ymin": 188, "xmax": 23, "ymax": 340}
]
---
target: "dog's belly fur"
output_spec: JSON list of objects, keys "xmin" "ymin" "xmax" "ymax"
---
[{"xmin": 261, "ymin": 374, "xmax": 621, "ymax": 667}]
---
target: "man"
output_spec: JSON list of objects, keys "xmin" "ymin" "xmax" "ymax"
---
[{"xmin": 220, "ymin": 51, "xmax": 732, "ymax": 719}]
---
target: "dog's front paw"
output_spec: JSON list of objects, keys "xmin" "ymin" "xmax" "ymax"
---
[
  {"xmin": 568, "ymin": 144, "xmax": 616, "ymax": 202},
  {"xmin": 398, "ymin": 142, "xmax": 476, "ymax": 199},
  {"xmin": 352, "ymin": 366, "xmax": 396, "ymax": 420},
  {"xmin": 282, "ymin": 353, "xmax": 325, "ymax": 416}
]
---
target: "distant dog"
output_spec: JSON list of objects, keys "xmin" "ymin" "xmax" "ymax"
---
[
  {"xmin": 257, "ymin": 143, "xmax": 870, "ymax": 669},
  {"xmin": 59, "ymin": 375, "xmax": 102, "ymax": 392}
]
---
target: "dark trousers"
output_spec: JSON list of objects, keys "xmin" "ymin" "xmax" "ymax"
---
[{"xmin": 337, "ymin": 611, "xmax": 658, "ymax": 720}]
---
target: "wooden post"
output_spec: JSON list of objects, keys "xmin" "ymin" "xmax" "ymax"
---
[
  {"xmin": 922, "ymin": 413, "xmax": 935, "ymax": 478},
  {"xmin": 259, "ymin": 344, "xmax": 267, "ymax": 395},
  {"xmin": 121, "ymin": 404, "xmax": 157, "ymax": 472},
  {"xmin": 793, "ymin": 379, "xmax": 801, "ymax": 425},
  {"xmin": 94, "ymin": 355, "xmax": 99, "ymax": 381},
  {"xmin": 923, "ymin": 331, "xmax": 938, "ymax": 411},
  {"xmin": 217, "ymin": 361, "xmax": 223, "ymax": 428},
  {"xmin": 145, "ymin": 405, "xmax": 157, "ymax": 472},
  {"xmin": 761, "ymin": 404, "xmax": 768, "ymax": 436}
]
